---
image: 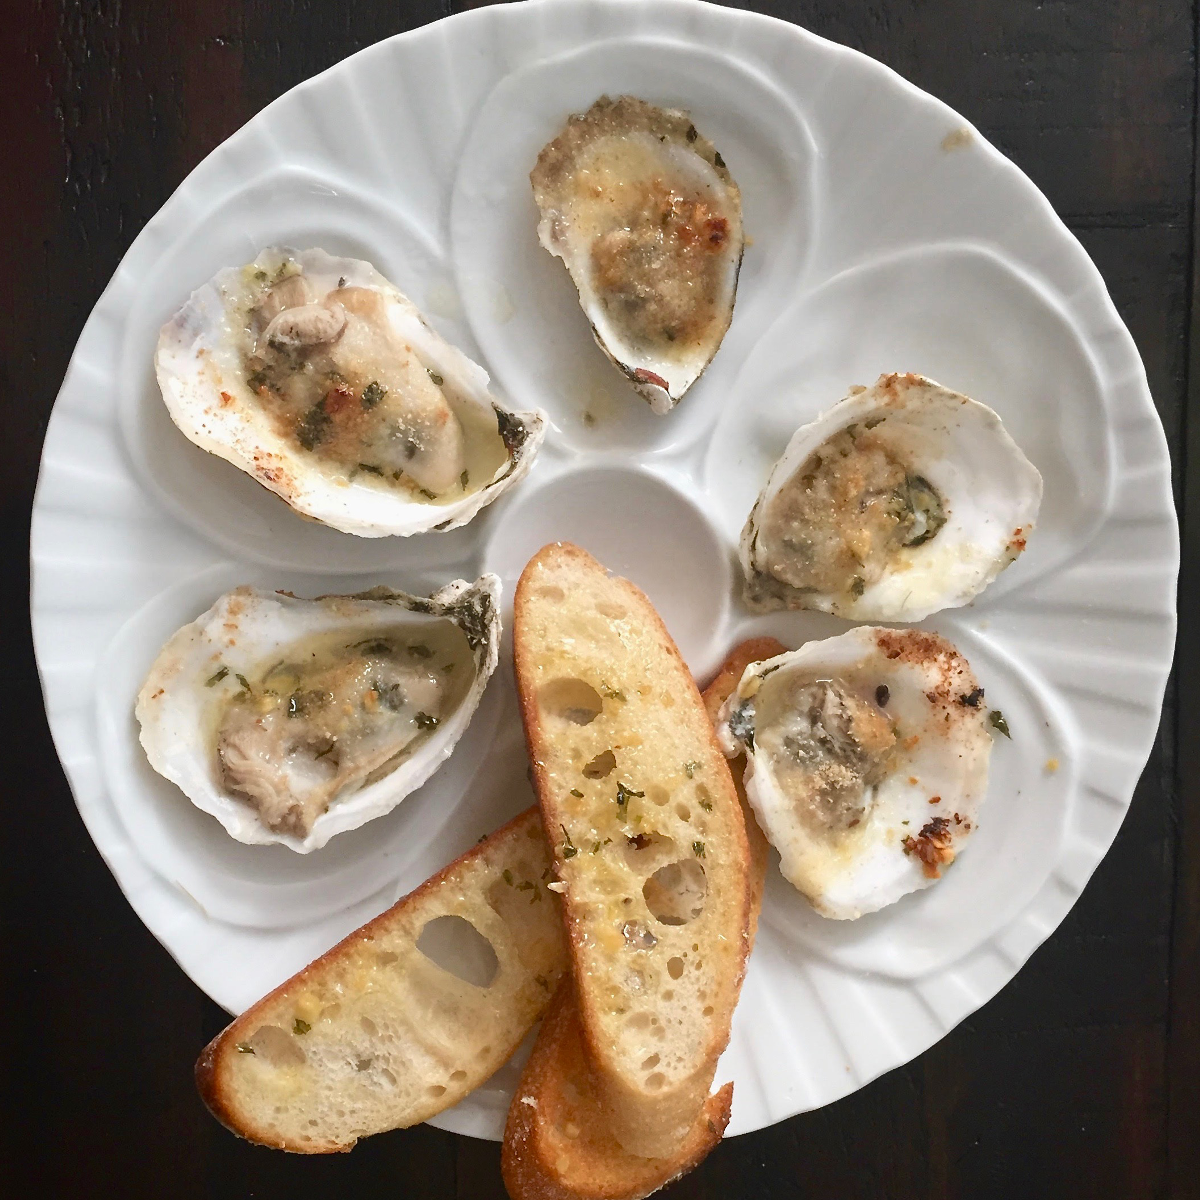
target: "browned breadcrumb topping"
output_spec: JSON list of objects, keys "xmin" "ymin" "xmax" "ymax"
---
[{"xmin": 902, "ymin": 815, "xmax": 956, "ymax": 878}]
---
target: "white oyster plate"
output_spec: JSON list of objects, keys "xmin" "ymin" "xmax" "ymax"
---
[{"xmin": 31, "ymin": 0, "xmax": 1177, "ymax": 1141}]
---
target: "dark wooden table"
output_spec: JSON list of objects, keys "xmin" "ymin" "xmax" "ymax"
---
[{"xmin": 6, "ymin": 2, "xmax": 1194, "ymax": 1196}]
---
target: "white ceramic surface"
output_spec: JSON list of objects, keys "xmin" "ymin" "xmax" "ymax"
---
[{"xmin": 30, "ymin": 0, "xmax": 1177, "ymax": 1142}]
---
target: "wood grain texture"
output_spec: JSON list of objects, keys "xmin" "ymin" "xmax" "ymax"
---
[{"xmin": 2, "ymin": 1, "xmax": 1189, "ymax": 1197}]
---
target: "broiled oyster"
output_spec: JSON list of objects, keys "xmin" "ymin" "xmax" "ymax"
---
[
  {"xmin": 717, "ymin": 628, "xmax": 993, "ymax": 919},
  {"xmin": 741, "ymin": 373, "xmax": 1042, "ymax": 621},
  {"xmin": 531, "ymin": 95, "xmax": 744, "ymax": 415},
  {"xmin": 155, "ymin": 248, "xmax": 545, "ymax": 536},
  {"xmin": 136, "ymin": 577, "xmax": 501, "ymax": 852}
]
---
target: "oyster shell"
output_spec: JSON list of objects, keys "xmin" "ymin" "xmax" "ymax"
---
[
  {"xmin": 155, "ymin": 247, "xmax": 545, "ymax": 536},
  {"xmin": 531, "ymin": 95, "xmax": 744, "ymax": 415},
  {"xmin": 716, "ymin": 627, "xmax": 992, "ymax": 919},
  {"xmin": 741, "ymin": 373, "xmax": 1042, "ymax": 621},
  {"xmin": 136, "ymin": 576, "xmax": 501, "ymax": 852}
]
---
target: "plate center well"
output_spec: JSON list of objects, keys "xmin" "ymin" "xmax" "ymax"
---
[{"xmin": 484, "ymin": 464, "xmax": 730, "ymax": 674}]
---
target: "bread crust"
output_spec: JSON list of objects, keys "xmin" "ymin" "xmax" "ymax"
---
[
  {"xmin": 196, "ymin": 807, "xmax": 565, "ymax": 1152},
  {"xmin": 513, "ymin": 544, "xmax": 754, "ymax": 1157}
]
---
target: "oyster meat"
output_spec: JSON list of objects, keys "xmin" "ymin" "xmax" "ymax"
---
[
  {"xmin": 717, "ymin": 628, "xmax": 993, "ymax": 919},
  {"xmin": 741, "ymin": 373, "xmax": 1042, "ymax": 621},
  {"xmin": 155, "ymin": 247, "xmax": 545, "ymax": 536},
  {"xmin": 531, "ymin": 95, "xmax": 744, "ymax": 415},
  {"xmin": 136, "ymin": 577, "xmax": 501, "ymax": 852}
]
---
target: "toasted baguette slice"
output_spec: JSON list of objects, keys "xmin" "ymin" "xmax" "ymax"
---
[
  {"xmin": 502, "ymin": 644, "xmax": 781, "ymax": 1199},
  {"xmin": 196, "ymin": 808, "xmax": 567, "ymax": 1153},
  {"xmin": 513, "ymin": 543, "xmax": 753, "ymax": 1158},
  {"xmin": 502, "ymin": 979, "xmax": 733, "ymax": 1200}
]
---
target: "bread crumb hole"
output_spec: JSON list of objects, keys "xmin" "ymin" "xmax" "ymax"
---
[
  {"xmin": 308, "ymin": 1119, "xmax": 320, "ymax": 1127},
  {"xmin": 416, "ymin": 915, "xmax": 500, "ymax": 988},
  {"xmin": 646, "ymin": 1072, "xmax": 666, "ymax": 1091},
  {"xmin": 596, "ymin": 600, "xmax": 627, "ymax": 619},
  {"xmin": 583, "ymin": 748, "xmax": 616, "ymax": 778},
  {"xmin": 538, "ymin": 585, "xmax": 566, "ymax": 601},
  {"xmin": 628, "ymin": 1012, "xmax": 652, "ymax": 1029},
  {"xmin": 675, "ymin": 803, "xmax": 691, "ymax": 822},
  {"xmin": 662, "ymin": 990, "xmax": 674, "ymax": 1001},
  {"xmin": 641, "ymin": 1054, "xmax": 661, "ymax": 1071},
  {"xmin": 661, "ymin": 692, "xmax": 675, "ymax": 708},
  {"xmin": 647, "ymin": 784, "xmax": 670, "ymax": 806},
  {"xmin": 667, "ymin": 956, "xmax": 685, "ymax": 979},
  {"xmin": 428, "ymin": 1085, "xmax": 447, "ymax": 1098},
  {"xmin": 477, "ymin": 1045, "xmax": 493, "ymax": 1058},
  {"xmin": 360, "ymin": 1016, "xmax": 377, "ymax": 1036},
  {"xmin": 702, "ymin": 1006, "xmax": 714, "ymax": 1017},
  {"xmin": 450, "ymin": 1070, "xmax": 467, "ymax": 1083},
  {"xmin": 247, "ymin": 1025, "xmax": 306, "ymax": 1067},
  {"xmin": 539, "ymin": 677, "xmax": 603, "ymax": 725},
  {"xmin": 644, "ymin": 860, "xmax": 708, "ymax": 926},
  {"xmin": 381, "ymin": 1069, "xmax": 397, "ymax": 1086}
]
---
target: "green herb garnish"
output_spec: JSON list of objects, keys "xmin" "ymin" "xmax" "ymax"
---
[
  {"xmin": 693, "ymin": 842, "xmax": 706, "ymax": 858},
  {"xmin": 296, "ymin": 398, "xmax": 331, "ymax": 450},
  {"xmin": 988, "ymin": 709, "xmax": 1011, "ymax": 738},
  {"xmin": 235, "ymin": 673, "xmax": 251, "ymax": 692},
  {"xmin": 361, "ymin": 380, "xmax": 387, "ymax": 409},
  {"xmin": 235, "ymin": 1043, "xmax": 255, "ymax": 1054},
  {"xmin": 616, "ymin": 782, "xmax": 644, "ymax": 813},
  {"xmin": 414, "ymin": 712, "xmax": 440, "ymax": 731},
  {"xmin": 600, "ymin": 684, "xmax": 627, "ymax": 701},
  {"xmin": 419, "ymin": 488, "xmax": 437, "ymax": 501},
  {"xmin": 699, "ymin": 798, "xmax": 713, "ymax": 813},
  {"xmin": 293, "ymin": 1018, "xmax": 311, "ymax": 1035},
  {"xmin": 460, "ymin": 470, "xmax": 469, "ymax": 490},
  {"xmin": 356, "ymin": 462, "xmax": 384, "ymax": 476},
  {"xmin": 570, "ymin": 788, "xmax": 583, "ymax": 798},
  {"xmin": 427, "ymin": 370, "xmax": 444, "ymax": 386},
  {"xmin": 205, "ymin": 666, "xmax": 229, "ymax": 687},
  {"xmin": 683, "ymin": 761, "xmax": 700, "ymax": 778},
  {"xmin": 561, "ymin": 825, "xmax": 578, "ymax": 859}
]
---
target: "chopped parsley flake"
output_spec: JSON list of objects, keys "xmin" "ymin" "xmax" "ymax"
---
[
  {"xmin": 414, "ymin": 711, "xmax": 440, "ymax": 731},
  {"xmin": 988, "ymin": 709, "xmax": 1011, "ymax": 738},
  {"xmin": 616, "ymin": 782, "xmax": 644, "ymax": 812},
  {"xmin": 361, "ymin": 381, "xmax": 387, "ymax": 409},
  {"xmin": 293, "ymin": 1018, "xmax": 311, "ymax": 1035},
  {"xmin": 693, "ymin": 841, "xmax": 706, "ymax": 858},
  {"xmin": 205, "ymin": 666, "xmax": 229, "ymax": 687}
]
